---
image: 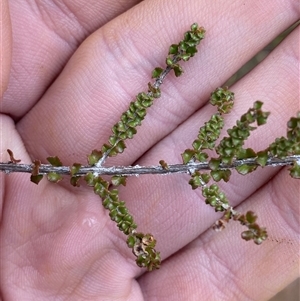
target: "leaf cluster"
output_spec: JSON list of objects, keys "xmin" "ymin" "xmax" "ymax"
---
[
  {"xmin": 182, "ymin": 87, "xmax": 234, "ymax": 166},
  {"xmin": 216, "ymin": 101, "xmax": 270, "ymax": 166},
  {"xmin": 152, "ymin": 23, "xmax": 205, "ymax": 78},
  {"xmin": 244, "ymin": 112, "xmax": 300, "ymax": 178},
  {"xmin": 127, "ymin": 233, "xmax": 161, "ymax": 271},
  {"xmin": 84, "ymin": 172, "xmax": 160, "ymax": 271},
  {"xmin": 237, "ymin": 211, "xmax": 268, "ymax": 245},
  {"xmin": 182, "ymin": 88, "xmax": 269, "ymax": 244},
  {"xmin": 101, "ymin": 92, "xmax": 157, "ymax": 157},
  {"xmin": 268, "ymin": 113, "xmax": 300, "ymax": 178}
]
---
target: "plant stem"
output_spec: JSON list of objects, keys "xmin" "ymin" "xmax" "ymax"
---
[{"xmin": 1, "ymin": 155, "xmax": 298, "ymax": 177}]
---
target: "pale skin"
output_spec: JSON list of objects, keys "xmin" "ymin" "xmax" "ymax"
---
[{"xmin": 0, "ymin": 0, "xmax": 299, "ymax": 300}]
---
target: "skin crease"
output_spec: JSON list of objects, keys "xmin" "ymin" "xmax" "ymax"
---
[{"xmin": 0, "ymin": 0, "xmax": 299, "ymax": 300}]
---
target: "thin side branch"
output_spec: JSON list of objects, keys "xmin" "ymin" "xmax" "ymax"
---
[{"xmin": 97, "ymin": 54, "xmax": 182, "ymax": 166}]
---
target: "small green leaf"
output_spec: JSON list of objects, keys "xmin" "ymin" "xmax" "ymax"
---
[
  {"xmin": 191, "ymin": 23, "xmax": 199, "ymax": 31},
  {"xmin": 236, "ymin": 164, "xmax": 257, "ymax": 175},
  {"xmin": 189, "ymin": 172, "xmax": 210, "ymax": 189},
  {"xmin": 189, "ymin": 171, "xmax": 210, "ymax": 189},
  {"xmin": 189, "ymin": 176, "xmax": 201, "ymax": 189},
  {"xmin": 237, "ymin": 148, "xmax": 256, "ymax": 159},
  {"xmin": 209, "ymin": 158, "xmax": 221, "ymax": 171},
  {"xmin": 210, "ymin": 169, "xmax": 231, "ymax": 182},
  {"xmin": 126, "ymin": 127, "xmax": 137, "ymax": 138},
  {"xmin": 173, "ymin": 64, "xmax": 183, "ymax": 77},
  {"xmin": 181, "ymin": 53, "xmax": 191, "ymax": 61},
  {"xmin": 152, "ymin": 67, "xmax": 164, "ymax": 78},
  {"xmin": 245, "ymin": 211, "xmax": 257, "ymax": 224},
  {"xmin": 84, "ymin": 172, "xmax": 95, "ymax": 186},
  {"xmin": 114, "ymin": 140, "xmax": 126, "ymax": 154},
  {"xmin": 186, "ymin": 46, "xmax": 197, "ymax": 56},
  {"xmin": 241, "ymin": 230, "xmax": 254, "ymax": 241},
  {"xmin": 254, "ymin": 228, "xmax": 268, "ymax": 245},
  {"xmin": 169, "ymin": 44, "xmax": 179, "ymax": 55},
  {"xmin": 47, "ymin": 156, "xmax": 62, "ymax": 167},
  {"xmin": 70, "ymin": 163, "xmax": 81, "ymax": 176},
  {"xmin": 181, "ymin": 149, "xmax": 195, "ymax": 164},
  {"xmin": 209, "ymin": 87, "xmax": 234, "ymax": 114},
  {"xmin": 253, "ymin": 101, "xmax": 263, "ymax": 110},
  {"xmin": 220, "ymin": 156, "xmax": 233, "ymax": 165},
  {"xmin": 111, "ymin": 175, "xmax": 127, "ymax": 187},
  {"xmin": 256, "ymin": 151, "xmax": 268, "ymax": 166},
  {"xmin": 47, "ymin": 172, "xmax": 62, "ymax": 183},
  {"xmin": 70, "ymin": 176, "xmax": 81, "ymax": 187},
  {"xmin": 116, "ymin": 121, "xmax": 126, "ymax": 132},
  {"xmin": 141, "ymin": 95, "xmax": 153, "ymax": 107},
  {"xmin": 257, "ymin": 111, "xmax": 270, "ymax": 126},
  {"xmin": 126, "ymin": 235, "xmax": 136, "ymax": 248},
  {"xmin": 109, "ymin": 136, "xmax": 118, "ymax": 145},
  {"xmin": 88, "ymin": 149, "xmax": 102, "ymax": 165},
  {"xmin": 201, "ymin": 173, "xmax": 211, "ymax": 184},
  {"xmin": 30, "ymin": 174, "xmax": 43, "ymax": 185},
  {"xmin": 179, "ymin": 41, "xmax": 188, "ymax": 51},
  {"xmin": 192, "ymin": 139, "xmax": 202, "ymax": 150},
  {"xmin": 166, "ymin": 57, "xmax": 173, "ymax": 66},
  {"xmin": 194, "ymin": 152, "xmax": 208, "ymax": 162},
  {"xmin": 289, "ymin": 161, "xmax": 300, "ymax": 179}
]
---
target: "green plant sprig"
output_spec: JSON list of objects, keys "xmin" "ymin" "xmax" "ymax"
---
[
  {"xmin": 84, "ymin": 172, "xmax": 160, "ymax": 271},
  {"xmin": 256, "ymin": 112, "xmax": 300, "ymax": 178},
  {"xmin": 88, "ymin": 23, "xmax": 206, "ymax": 167},
  {"xmin": 182, "ymin": 87, "xmax": 268, "ymax": 244},
  {"xmin": 182, "ymin": 87, "xmax": 234, "ymax": 166},
  {"xmin": 3, "ymin": 24, "xmax": 299, "ymax": 272}
]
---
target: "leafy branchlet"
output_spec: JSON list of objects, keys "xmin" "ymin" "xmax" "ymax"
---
[
  {"xmin": 257, "ymin": 112, "xmax": 300, "ymax": 178},
  {"xmin": 217, "ymin": 101, "xmax": 270, "ymax": 167},
  {"xmin": 152, "ymin": 23, "xmax": 205, "ymax": 78},
  {"xmin": 236, "ymin": 211, "xmax": 268, "ymax": 245},
  {"xmin": 127, "ymin": 233, "xmax": 161, "ymax": 271},
  {"xmin": 182, "ymin": 88, "xmax": 268, "ymax": 244},
  {"xmin": 90, "ymin": 23, "xmax": 206, "ymax": 165},
  {"xmin": 85, "ymin": 173, "xmax": 160, "ymax": 270}
]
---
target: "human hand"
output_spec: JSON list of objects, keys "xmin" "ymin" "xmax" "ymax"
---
[{"xmin": 1, "ymin": 0, "xmax": 299, "ymax": 300}]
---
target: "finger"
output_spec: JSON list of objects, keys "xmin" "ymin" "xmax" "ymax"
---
[
  {"xmin": 0, "ymin": 117, "xmax": 140, "ymax": 299},
  {"xmin": 2, "ymin": 0, "xmax": 142, "ymax": 118},
  {"xmin": 0, "ymin": 0, "xmax": 12, "ymax": 97},
  {"xmin": 117, "ymin": 24, "xmax": 299, "ymax": 264},
  {"xmin": 17, "ymin": 0, "xmax": 299, "ymax": 166},
  {"xmin": 138, "ymin": 168, "xmax": 299, "ymax": 301},
  {"xmin": 0, "ymin": 113, "xmax": 32, "ymax": 222}
]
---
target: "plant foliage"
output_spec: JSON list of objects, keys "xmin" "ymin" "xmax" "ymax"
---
[{"xmin": 1, "ymin": 24, "xmax": 299, "ymax": 271}]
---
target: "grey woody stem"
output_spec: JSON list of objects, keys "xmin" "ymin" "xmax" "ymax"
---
[{"xmin": 0, "ymin": 155, "xmax": 298, "ymax": 177}]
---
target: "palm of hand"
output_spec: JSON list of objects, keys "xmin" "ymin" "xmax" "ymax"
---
[{"xmin": 1, "ymin": 1, "xmax": 299, "ymax": 300}]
